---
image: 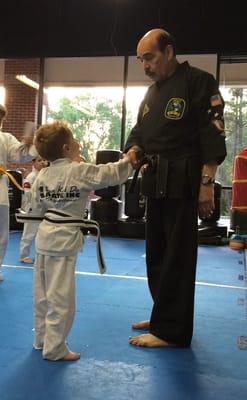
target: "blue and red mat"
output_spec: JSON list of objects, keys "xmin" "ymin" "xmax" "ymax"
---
[{"xmin": 0, "ymin": 232, "xmax": 246, "ymax": 400}]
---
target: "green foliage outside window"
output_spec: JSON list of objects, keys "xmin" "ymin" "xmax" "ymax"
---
[{"xmin": 48, "ymin": 94, "xmax": 132, "ymax": 162}]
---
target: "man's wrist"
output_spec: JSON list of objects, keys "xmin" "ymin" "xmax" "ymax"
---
[{"xmin": 130, "ymin": 145, "xmax": 142, "ymax": 153}]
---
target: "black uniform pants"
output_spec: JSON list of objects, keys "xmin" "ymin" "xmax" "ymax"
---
[{"xmin": 146, "ymin": 194, "xmax": 198, "ymax": 347}]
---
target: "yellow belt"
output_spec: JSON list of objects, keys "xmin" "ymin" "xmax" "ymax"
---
[{"xmin": 0, "ymin": 166, "xmax": 24, "ymax": 191}]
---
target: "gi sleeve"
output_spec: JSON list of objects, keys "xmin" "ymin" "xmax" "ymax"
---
[
  {"xmin": 124, "ymin": 99, "xmax": 146, "ymax": 152},
  {"xmin": 21, "ymin": 173, "xmax": 34, "ymax": 210},
  {"xmin": 21, "ymin": 179, "xmax": 32, "ymax": 210},
  {"xmin": 193, "ymin": 73, "xmax": 227, "ymax": 165},
  {"xmin": 72, "ymin": 158, "xmax": 133, "ymax": 191},
  {"xmin": 6, "ymin": 133, "xmax": 37, "ymax": 163},
  {"xmin": 22, "ymin": 176, "xmax": 45, "ymax": 216}
]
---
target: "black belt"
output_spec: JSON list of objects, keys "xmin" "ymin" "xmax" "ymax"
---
[
  {"xmin": 128, "ymin": 154, "xmax": 168, "ymax": 198},
  {"xmin": 15, "ymin": 208, "xmax": 106, "ymax": 274}
]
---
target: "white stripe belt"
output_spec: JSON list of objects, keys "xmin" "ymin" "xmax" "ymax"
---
[{"xmin": 15, "ymin": 208, "xmax": 106, "ymax": 274}]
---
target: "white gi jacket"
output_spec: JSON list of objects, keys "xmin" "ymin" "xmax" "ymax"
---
[
  {"xmin": 24, "ymin": 167, "xmax": 39, "ymax": 189},
  {"xmin": 21, "ymin": 167, "xmax": 39, "ymax": 210},
  {"xmin": 29, "ymin": 158, "xmax": 133, "ymax": 256},
  {"xmin": 0, "ymin": 131, "xmax": 37, "ymax": 206}
]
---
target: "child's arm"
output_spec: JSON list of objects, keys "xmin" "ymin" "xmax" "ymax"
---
[
  {"xmin": 74, "ymin": 157, "xmax": 133, "ymax": 191},
  {"xmin": 7, "ymin": 132, "xmax": 37, "ymax": 163}
]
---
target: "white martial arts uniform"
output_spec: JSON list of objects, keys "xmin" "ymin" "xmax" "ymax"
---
[
  {"xmin": 19, "ymin": 167, "xmax": 40, "ymax": 261},
  {"xmin": 0, "ymin": 131, "xmax": 37, "ymax": 270},
  {"xmin": 28, "ymin": 157, "xmax": 132, "ymax": 360}
]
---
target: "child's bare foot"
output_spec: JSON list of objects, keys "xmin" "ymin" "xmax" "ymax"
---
[
  {"xmin": 131, "ymin": 320, "xmax": 150, "ymax": 330},
  {"xmin": 61, "ymin": 351, "xmax": 80, "ymax": 361},
  {"xmin": 128, "ymin": 333, "xmax": 174, "ymax": 347},
  {"xmin": 20, "ymin": 257, "xmax": 34, "ymax": 264},
  {"xmin": 33, "ymin": 344, "xmax": 43, "ymax": 351}
]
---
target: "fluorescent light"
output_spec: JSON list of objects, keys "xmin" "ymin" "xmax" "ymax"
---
[{"xmin": 15, "ymin": 75, "xmax": 39, "ymax": 90}]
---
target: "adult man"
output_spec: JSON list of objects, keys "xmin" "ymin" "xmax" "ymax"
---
[
  {"xmin": 0, "ymin": 105, "xmax": 37, "ymax": 281},
  {"xmin": 125, "ymin": 29, "xmax": 226, "ymax": 347}
]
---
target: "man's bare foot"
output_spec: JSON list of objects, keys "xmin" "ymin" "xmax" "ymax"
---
[
  {"xmin": 131, "ymin": 320, "xmax": 150, "ymax": 330},
  {"xmin": 128, "ymin": 333, "xmax": 174, "ymax": 348},
  {"xmin": 61, "ymin": 351, "xmax": 80, "ymax": 361}
]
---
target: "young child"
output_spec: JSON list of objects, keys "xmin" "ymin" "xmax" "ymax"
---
[
  {"xmin": 23, "ymin": 121, "xmax": 133, "ymax": 361},
  {"xmin": 19, "ymin": 156, "xmax": 48, "ymax": 264},
  {"xmin": 0, "ymin": 104, "xmax": 37, "ymax": 282}
]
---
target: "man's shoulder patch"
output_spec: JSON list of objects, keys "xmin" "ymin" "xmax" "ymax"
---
[
  {"xmin": 210, "ymin": 94, "xmax": 222, "ymax": 107},
  {"xmin": 23, "ymin": 181, "xmax": 31, "ymax": 189}
]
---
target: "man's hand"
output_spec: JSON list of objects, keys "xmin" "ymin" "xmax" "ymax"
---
[{"xmin": 198, "ymin": 184, "xmax": 215, "ymax": 219}]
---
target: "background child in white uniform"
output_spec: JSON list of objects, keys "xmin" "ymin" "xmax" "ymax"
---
[
  {"xmin": 0, "ymin": 104, "xmax": 37, "ymax": 282},
  {"xmin": 26, "ymin": 121, "xmax": 133, "ymax": 361},
  {"xmin": 19, "ymin": 156, "xmax": 48, "ymax": 264}
]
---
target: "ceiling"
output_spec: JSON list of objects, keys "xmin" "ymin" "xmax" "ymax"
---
[{"xmin": 0, "ymin": 0, "xmax": 246, "ymax": 58}]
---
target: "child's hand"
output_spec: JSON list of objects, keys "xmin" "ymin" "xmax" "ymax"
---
[
  {"xmin": 21, "ymin": 136, "xmax": 34, "ymax": 146},
  {"xmin": 124, "ymin": 147, "xmax": 143, "ymax": 169}
]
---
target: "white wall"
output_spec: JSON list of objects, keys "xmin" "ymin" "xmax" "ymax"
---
[
  {"xmin": 177, "ymin": 54, "xmax": 217, "ymax": 77},
  {"xmin": 44, "ymin": 57, "xmax": 124, "ymax": 86},
  {"xmin": 220, "ymin": 63, "xmax": 247, "ymax": 85}
]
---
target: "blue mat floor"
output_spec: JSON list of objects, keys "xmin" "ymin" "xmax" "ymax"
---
[{"xmin": 0, "ymin": 232, "xmax": 247, "ymax": 400}]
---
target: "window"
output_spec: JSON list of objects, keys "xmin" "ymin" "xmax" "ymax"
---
[
  {"xmin": 125, "ymin": 85, "xmax": 148, "ymax": 140},
  {"xmin": 46, "ymin": 86, "xmax": 124, "ymax": 162},
  {"xmin": 218, "ymin": 60, "xmax": 247, "ymax": 216}
]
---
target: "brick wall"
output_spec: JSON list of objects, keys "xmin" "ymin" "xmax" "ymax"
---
[{"xmin": 3, "ymin": 58, "xmax": 41, "ymax": 175}]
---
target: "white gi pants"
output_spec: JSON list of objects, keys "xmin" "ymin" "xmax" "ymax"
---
[
  {"xmin": 0, "ymin": 205, "xmax": 9, "ymax": 268},
  {"xmin": 34, "ymin": 253, "xmax": 77, "ymax": 360},
  {"xmin": 19, "ymin": 222, "xmax": 39, "ymax": 259}
]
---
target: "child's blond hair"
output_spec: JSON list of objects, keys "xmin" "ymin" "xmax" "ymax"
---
[{"xmin": 35, "ymin": 121, "xmax": 72, "ymax": 161}]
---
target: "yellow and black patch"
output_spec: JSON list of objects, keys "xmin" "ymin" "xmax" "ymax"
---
[
  {"xmin": 142, "ymin": 103, "xmax": 150, "ymax": 118},
  {"xmin": 165, "ymin": 98, "xmax": 185, "ymax": 120}
]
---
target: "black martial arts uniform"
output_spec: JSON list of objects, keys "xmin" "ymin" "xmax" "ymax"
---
[{"xmin": 124, "ymin": 61, "xmax": 226, "ymax": 346}]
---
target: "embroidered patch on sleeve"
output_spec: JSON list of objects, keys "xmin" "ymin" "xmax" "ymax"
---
[
  {"xmin": 210, "ymin": 94, "xmax": 222, "ymax": 106},
  {"xmin": 165, "ymin": 98, "xmax": 185, "ymax": 120},
  {"xmin": 23, "ymin": 182, "xmax": 31, "ymax": 189}
]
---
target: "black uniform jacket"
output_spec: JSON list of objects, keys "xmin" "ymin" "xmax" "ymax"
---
[{"xmin": 125, "ymin": 61, "xmax": 227, "ymax": 198}]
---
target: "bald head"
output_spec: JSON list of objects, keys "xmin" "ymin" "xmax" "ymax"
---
[
  {"xmin": 136, "ymin": 28, "xmax": 178, "ymax": 82},
  {"xmin": 141, "ymin": 28, "xmax": 165, "ymax": 41},
  {"xmin": 138, "ymin": 29, "xmax": 176, "ymax": 55}
]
